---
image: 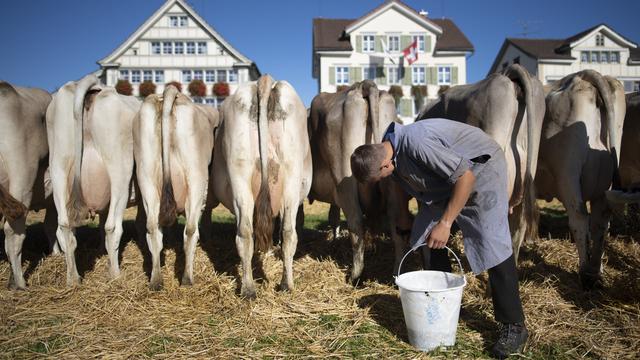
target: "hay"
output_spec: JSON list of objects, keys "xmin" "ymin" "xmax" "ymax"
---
[{"xmin": 0, "ymin": 202, "xmax": 639, "ymax": 359}]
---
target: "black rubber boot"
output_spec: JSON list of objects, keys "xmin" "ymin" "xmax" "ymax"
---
[{"xmin": 491, "ymin": 322, "xmax": 528, "ymax": 359}]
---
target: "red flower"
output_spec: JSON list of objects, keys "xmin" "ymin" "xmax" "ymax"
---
[
  {"xmin": 213, "ymin": 82, "xmax": 230, "ymax": 97},
  {"xmin": 115, "ymin": 80, "xmax": 133, "ymax": 96}
]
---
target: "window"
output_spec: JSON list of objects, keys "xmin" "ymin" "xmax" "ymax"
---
[
  {"xmin": 591, "ymin": 52, "xmax": 598, "ymax": 63},
  {"xmin": 206, "ymin": 70, "xmax": 215, "ymax": 83},
  {"xmin": 205, "ymin": 98, "xmax": 216, "ymax": 107},
  {"xmin": 143, "ymin": 70, "xmax": 153, "ymax": 82},
  {"xmin": 182, "ymin": 70, "xmax": 192, "ymax": 82},
  {"xmin": 513, "ymin": 56, "xmax": 520, "ymax": 65},
  {"xmin": 131, "ymin": 70, "xmax": 141, "ymax": 83},
  {"xmin": 596, "ymin": 34, "xmax": 604, "ymax": 46},
  {"xmin": 412, "ymin": 66, "xmax": 426, "ymax": 85},
  {"xmin": 611, "ymin": 52, "xmax": 619, "ymax": 63},
  {"xmin": 186, "ymin": 42, "xmax": 195, "ymax": 54},
  {"xmin": 336, "ymin": 67, "xmax": 349, "ymax": 85},
  {"xmin": 194, "ymin": 70, "xmax": 203, "ymax": 81},
  {"xmin": 132, "ymin": 49, "xmax": 138, "ymax": 56},
  {"xmin": 170, "ymin": 16, "xmax": 178, "ymax": 27},
  {"xmin": 151, "ymin": 42, "xmax": 161, "ymax": 55},
  {"xmin": 119, "ymin": 70, "xmax": 129, "ymax": 81},
  {"xmin": 363, "ymin": 35, "xmax": 375, "ymax": 52},
  {"xmin": 601, "ymin": 52, "xmax": 608, "ymax": 63},
  {"xmin": 179, "ymin": 16, "xmax": 188, "ymax": 27},
  {"xmin": 163, "ymin": 42, "xmax": 172, "ymax": 54},
  {"xmin": 174, "ymin": 42, "xmax": 184, "ymax": 54},
  {"xmin": 363, "ymin": 66, "xmax": 376, "ymax": 81},
  {"xmin": 635, "ymin": 81, "xmax": 640, "ymax": 93},
  {"xmin": 197, "ymin": 42, "xmax": 207, "ymax": 55},
  {"xmin": 438, "ymin": 66, "xmax": 451, "ymax": 85},
  {"xmin": 216, "ymin": 97, "xmax": 225, "ymax": 107},
  {"xmin": 155, "ymin": 70, "xmax": 164, "ymax": 83},
  {"xmin": 228, "ymin": 69, "xmax": 238, "ymax": 83},
  {"xmin": 193, "ymin": 97, "xmax": 204, "ymax": 104},
  {"xmin": 387, "ymin": 67, "xmax": 399, "ymax": 85},
  {"xmin": 581, "ymin": 51, "xmax": 589, "ymax": 63},
  {"xmin": 217, "ymin": 70, "xmax": 227, "ymax": 83},
  {"xmin": 388, "ymin": 35, "xmax": 400, "ymax": 52},
  {"xmin": 413, "ymin": 35, "xmax": 425, "ymax": 52}
]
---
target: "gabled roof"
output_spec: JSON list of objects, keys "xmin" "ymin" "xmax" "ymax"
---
[
  {"xmin": 345, "ymin": 0, "xmax": 442, "ymax": 36},
  {"xmin": 312, "ymin": 3, "xmax": 473, "ymax": 54},
  {"xmin": 97, "ymin": 0, "xmax": 255, "ymax": 67}
]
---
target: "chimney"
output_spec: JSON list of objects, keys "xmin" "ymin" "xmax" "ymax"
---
[{"xmin": 419, "ymin": 9, "xmax": 428, "ymax": 17}]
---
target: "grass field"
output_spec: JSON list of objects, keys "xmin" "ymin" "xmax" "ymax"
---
[{"xmin": 0, "ymin": 201, "xmax": 639, "ymax": 359}]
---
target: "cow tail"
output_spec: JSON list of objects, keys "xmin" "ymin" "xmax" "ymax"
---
[
  {"xmin": 159, "ymin": 85, "xmax": 179, "ymax": 227},
  {"xmin": 362, "ymin": 80, "xmax": 382, "ymax": 142},
  {"xmin": 581, "ymin": 70, "xmax": 621, "ymax": 189},
  {"xmin": 253, "ymin": 75, "xmax": 274, "ymax": 253},
  {"xmin": 504, "ymin": 64, "xmax": 539, "ymax": 243},
  {"xmin": 69, "ymin": 74, "xmax": 99, "ymax": 225},
  {"xmin": 0, "ymin": 184, "xmax": 27, "ymax": 223}
]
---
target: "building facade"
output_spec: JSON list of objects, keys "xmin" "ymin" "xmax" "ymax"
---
[
  {"xmin": 312, "ymin": 0, "xmax": 473, "ymax": 123},
  {"xmin": 97, "ymin": 0, "xmax": 260, "ymax": 106},
  {"xmin": 489, "ymin": 24, "xmax": 640, "ymax": 92}
]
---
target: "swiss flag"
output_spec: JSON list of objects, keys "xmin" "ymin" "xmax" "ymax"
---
[{"xmin": 402, "ymin": 40, "xmax": 418, "ymax": 65}]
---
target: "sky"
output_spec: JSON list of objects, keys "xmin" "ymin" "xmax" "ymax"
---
[{"xmin": 0, "ymin": 0, "xmax": 638, "ymax": 106}]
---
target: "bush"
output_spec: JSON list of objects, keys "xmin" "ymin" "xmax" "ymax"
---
[
  {"xmin": 166, "ymin": 81, "xmax": 182, "ymax": 93},
  {"xmin": 213, "ymin": 82, "xmax": 230, "ymax": 97},
  {"xmin": 188, "ymin": 80, "xmax": 207, "ymax": 97},
  {"xmin": 388, "ymin": 85, "xmax": 403, "ymax": 106},
  {"xmin": 138, "ymin": 81, "xmax": 156, "ymax": 98},
  {"xmin": 411, "ymin": 85, "xmax": 427, "ymax": 113},
  {"xmin": 115, "ymin": 80, "xmax": 132, "ymax": 96}
]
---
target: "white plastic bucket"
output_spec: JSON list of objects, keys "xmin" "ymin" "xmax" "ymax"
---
[{"xmin": 395, "ymin": 245, "xmax": 467, "ymax": 352}]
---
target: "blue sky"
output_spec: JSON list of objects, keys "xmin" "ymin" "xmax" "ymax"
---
[{"xmin": 0, "ymin": 0, "xmax": 637, "ymax": 106}]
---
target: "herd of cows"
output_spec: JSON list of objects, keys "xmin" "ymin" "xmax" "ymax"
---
[{"xmin": 1, "ymin": 64, "xmax": 639, "ymax": 297}]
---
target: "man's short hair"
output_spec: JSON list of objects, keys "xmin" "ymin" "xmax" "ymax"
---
[{"xmin": 350, "ymin": 143, "xmax": 387, "ymax": 183}]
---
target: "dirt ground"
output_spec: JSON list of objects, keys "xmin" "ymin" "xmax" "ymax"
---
[{"xmin": 0, "ymin": 201, "xmax": 639, "ymax": 359}]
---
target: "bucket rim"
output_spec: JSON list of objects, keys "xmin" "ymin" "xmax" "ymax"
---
[{"xmin": 395, "ymin": 270, "xmax": 467, "ymax": 293}]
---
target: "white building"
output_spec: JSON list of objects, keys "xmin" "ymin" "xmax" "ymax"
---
[
  {"xmin": 489, "ymin": 24, "xmax": 640, "ymax": 92},
  {"xmin": 97, "ymin": 0, "xmax": 260, "ymax": 106},
  {"xmin": 312, "ymin": 0, "xmax": 473, "ymax": 123}
]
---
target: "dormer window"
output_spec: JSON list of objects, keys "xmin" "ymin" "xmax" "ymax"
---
[
  {"xmin": 596, "ymin": 34, "xmax": 604, "ymax": 46},
  {"xmin": 180, "ymin": 16, "xmax": 188, "ymax": 27},
  {"xmin": 170, "ymin": 16, "xmax": 178, "ymax": 27},
  {"xmin": 170, "ymin": 15, "xmax": 188, "ymax": 27}
]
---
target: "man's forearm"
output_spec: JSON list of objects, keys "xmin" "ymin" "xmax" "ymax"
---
[{"xmin": 441, "ymin": 170, "xmax": 475, "ymax": 226}]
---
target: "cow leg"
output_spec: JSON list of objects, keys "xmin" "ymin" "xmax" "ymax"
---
[
  {"xmin": 295, "ymin": 203, "xmax": 304, "ymax": 236},
  {"xmin": 557, "ymin": 184, "xmax": 590, "ymax": 285},
  {"xmin": 57, "ymin": 222, "xmax": 81, "ymax": 286},
  {"xmin": 43, "ymin": 201, "xmax": 60, "ymax": 255},
  {"xmin": 508, "ymin": 203, "xmax": 526, "ymax": 262},
  {"xmin": 337, "ymin": 180, "xmax": 365, "ymax": 284},
  {"xmin": 181, "ymin": 180, "xmax": 207, "ymax": 286},
  {"xmin": 136, "ymin": 172, "xmax": 164, "ymax": 290},
  {"xmin": 279, "ymin": 200, "xmax": 299, "ymax": 292},
  {"xmin": 584, "ymin": 196, "xmax": 610, "ymax": 289},
  {"xmin": 233, "ymin": 193, "xmax": 256, "ymax": 298},
  {"xmin": 329, "ymin": 204, "xmax": 341, "ymax": 239},
  {"xmin": 103, "ymin": 186, "xmax": 129, "ymax": 279},
  {"xmin": 4, "ymin": 217, "xmax": 27, "ymax": 290}
]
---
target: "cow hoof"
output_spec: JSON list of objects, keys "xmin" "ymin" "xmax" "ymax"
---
[
  {"xmin": 8, "ymin": 276, "xmax": 27, "ymax": 291},
  {"xmin": 67, "ymin": 276, "xmax": 82, "ymax": 287},
  {"xmin": 149, "ymin": 280, "xmax": 163, "ymax": 291},
  {"xmin": 579, "ymin": 270, "xmax": 602, "ymax": 291},
  {"xmin": 278, "ymin": 282, "xmax": 292, "ymax": 292},
  {"xmin": 109, "ymin": 268, "xmax": 121, "ymax": 280},
  {"xmin": 241, "ymin": 287, "xmax": 257, "ymax": 299},
  {"xmin": 181, "ymin": 275, "xmax": 193, "ymax": 287},
  {"xmin": 348, "ymin": 275, "xmax": 361, "ymax": 287}
]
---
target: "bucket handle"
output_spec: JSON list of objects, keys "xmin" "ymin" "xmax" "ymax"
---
[{"xmin": 396, "ymin": 244, "xmax": 464, "ymax": 278}]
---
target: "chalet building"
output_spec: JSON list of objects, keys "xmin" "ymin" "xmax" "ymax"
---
[
  {"xmin": 97, "ymin": 0, "xmax": 260, "ymax": 106},
  {"xmin": 489, "ymin": 24, "xmax": 640, "ymax": 92},
  {"xmin": 312, "ymin": 0, "xmax": 473, "ymax": 123}
]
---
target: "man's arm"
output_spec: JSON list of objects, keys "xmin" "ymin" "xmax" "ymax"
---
[{"xmin": 427, "ymin": 169, "xmax": 476, "ymax": 249}]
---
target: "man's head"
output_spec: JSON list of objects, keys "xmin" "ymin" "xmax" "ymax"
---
[{"xmin": 350, "ymin": 141, "xmax": 394, "ymax": 183}]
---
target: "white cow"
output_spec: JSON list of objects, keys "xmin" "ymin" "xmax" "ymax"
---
[
  {"xmin": 46, "ymin": 74, "xmax": 140, "ymax": 286},
  {"xmin": 134, "ymin": 85, "xmax": 218, "ymax": 290},
  {"xmin": 1, "ymin": 81, "xmax": 55, "ymax": 289},
  {"xmin": 207, "ymin": 75, "xmax": 312, "ymax": 298},
  {"xmin": 535, "ymin": 70, "xmax": 625, "ymax": 289}
]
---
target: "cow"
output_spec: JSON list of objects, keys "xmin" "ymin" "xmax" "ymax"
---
[
  {"xmin": 619, "ymin": 92, "xmax": 640, "ymax": 190},
  {"xmin": 206, "ymin": 74, "xmax": 311, "ymax": 298},
  {"xmin": 134, "ymin": 84, "xmax": 218, "ymax": 290},
  {"xmin": 307, "ymin": 80, "xmax": 412, "ymax": 283},
  {"xmin": 0, "ymin": 81, "xmax": 56, "ymax": 289},
  {"xmin": 416, "ymin": 64, "xmax": 545, "ymax": 261},
  {"xmin": 46, "ymin": 74, "xmax": 140, "ymax": 286},
  {"xmin": 534, "ymin": 70, "xmax": 625, "ymax": 289}
]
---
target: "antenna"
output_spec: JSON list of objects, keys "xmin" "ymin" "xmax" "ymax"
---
[{"xmin": 516, "ymin": 20, "xmax": 543, "ymax": 37}]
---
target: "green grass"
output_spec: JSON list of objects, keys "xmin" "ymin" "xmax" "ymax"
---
[
  {"xmin": 145, "ymin": 335, "xmax": 177, "ymax": 356},
  {"xmin": 25, "ymin": 335, "xmax": 72, "ymax": 355}
]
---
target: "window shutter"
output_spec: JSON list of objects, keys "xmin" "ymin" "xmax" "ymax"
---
[
  {"xmin": 451, "ymin": 67, "xmax": 458, "ymax": 85},
  {"xmin": 401, "ymin": 35, "xmax": 411, "ymax": 50},
  {"xmin": 401, "ymin": 98, "xmax": 412, "ymax": 117},
  {"xmin": 428, "ymin": 67, "xmax": 437, "ymax": 85},
  {"xmin": 403, "ymin": 67, "xmax": 412, "ymax": 85},
  {"xmin": 375, "ymin": 36, "xmax": 382, "ymax": 52},
  {"xmin": 375, "ymin": 67, "xmax": 386, "ymax": 85},
  {"xmin": 425, "ymin": 35, "xmax": 432, "ymax": 53},
  {"xmin": 329, "ymin": 66, "xmax": 335, "ymax": 85},
  {"xmin": 356, "ymin": 35, "xmax": 362, "ymax": 52},
  {"xmin": 351, "ymin": 67, "xmax": 361, "ymax": 83}
]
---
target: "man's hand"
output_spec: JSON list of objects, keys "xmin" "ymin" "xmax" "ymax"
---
[{"xmin": 427, "ymin": 220, "xmax": 452, "ymax": 249}]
